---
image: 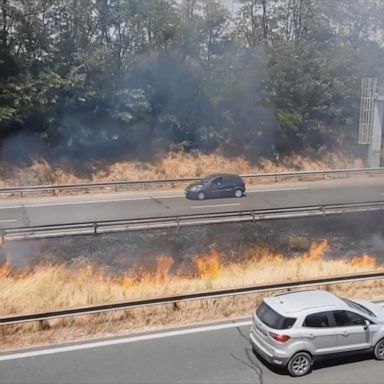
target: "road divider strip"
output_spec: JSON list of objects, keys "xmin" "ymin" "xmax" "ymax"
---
[{"xmin": 2, "ymin": 201, "xmax": 384, "ymax": 240}]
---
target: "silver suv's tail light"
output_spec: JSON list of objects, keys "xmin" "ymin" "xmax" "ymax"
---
[{"xmin": 269, "ymin": 332, "xmax": 291, "ymax": 343}]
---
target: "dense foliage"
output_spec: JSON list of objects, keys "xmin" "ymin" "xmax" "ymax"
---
[{"xmin": 1, "ymin": 0, "xmax": 384, "ymax": 162}]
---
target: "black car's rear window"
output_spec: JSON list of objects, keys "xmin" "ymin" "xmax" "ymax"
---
[{"xmin": 256, "ymin": 302, "xmax": 296, "ymax": 330}]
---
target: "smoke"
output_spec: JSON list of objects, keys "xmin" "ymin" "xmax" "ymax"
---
[
  {"xmin": 1, "ymin": 240, "xmax": 40, "ymax": 270},
  {"xmin": 125, "ymin": 43, "xmax": 277, "ymax": 160},
  {"xmin": 0, "ymin": 4, "xmax": 277, "ymax": 164},
  {"xmin": 3, "ymin": 0, "xmax": 382, "ymax": 165},
  {"xmin": 0, "ymin": 133, "xmax": 45, "ymax": 164}
]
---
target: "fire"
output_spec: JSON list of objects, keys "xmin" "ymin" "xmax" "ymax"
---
[
  {"xmin": 192, "ymin": 248, "xmax": 222, "ymax": 280},
  {"xmin": 0, "ymin": 241, "xmax": 382, "ymax": 297},
  {"xmin": 305, "ymin": 240, "xmax": 329, "ymax": 261},
  {"xmin": 1, "ymin": 241, "xmax": 384, "ymax": 322},
  {"xmin": 0, "ymin": 261, "xmax": 11, "ymax": 278},
  {"xmin": 119, "ymin": 256, "xmax": 175, "ymax": 289},
  {"xmin": 155, "ymin": 256, "xmax": 174, "ymax": 282},
  {"xmin": 349, "ymin": 254, "xmax": 377, "ymax": 269}
]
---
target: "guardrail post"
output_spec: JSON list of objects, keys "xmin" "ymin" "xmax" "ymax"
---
[
  {"xmin": 93, "ymin": 223, "xmax": 98, "ymax": 235},
  {"xmin": 52, "ymin": 189, "xmax": 56, "ymax": 196},
  {"xmin": 38, "ymin": 319, "xmax": 50, "ymax": 331},
  {"xmin": 176, "ymin": 217, "xmax": 180, "ymax": 232},
  {"xmin": 0, "ymin": 231, "xmax": 4, "ymax": 247}
]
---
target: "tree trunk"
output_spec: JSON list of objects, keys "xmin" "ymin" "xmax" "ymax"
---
[{"xmin": 1, "ymin": 0, "xmax": 7, "ymax": 50}]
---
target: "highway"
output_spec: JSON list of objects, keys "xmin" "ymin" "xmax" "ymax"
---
[
  {"xmin": 0, "ymin": 319, "xmax": 383, "ymax": 384},
  {"xmin": 1, "ymin": 177, "xmax": 384, "ymax": 230}
]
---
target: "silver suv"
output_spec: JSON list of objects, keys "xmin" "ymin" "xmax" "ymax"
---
[{"xmin": 249, "ymin": 290, "xmax": 384, "ymax": 377}]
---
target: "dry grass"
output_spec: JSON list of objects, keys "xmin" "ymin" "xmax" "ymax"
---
[
  {"xmin": 0, "ymin": 151, "xmax": 364, "ymax": 188},
  {"xmin": 1, "ymin": 240, "xmax": 381, "ymax": 315},
  {"xmin": 0, "ymin": 241, "xmax": 383, "ymax": 351}
]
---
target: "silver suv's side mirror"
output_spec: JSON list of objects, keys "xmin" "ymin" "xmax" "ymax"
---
[{"xmin": 364, "ymin": 320, "xmax": 370, "ymax": 330}]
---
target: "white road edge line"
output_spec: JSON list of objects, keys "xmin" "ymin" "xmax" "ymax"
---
[
  {"xmin": 0, "ymin": 195, "xmax": 184, "ymax": 209},
  {"xmin": 191, "ymin": 203, "xmax": 241, "ymax": 209},
  {"xmin": 251, "ymin": 187, "xmax": 308, "ymax": 192},
  {"xmin": 0, "ymin": 320, "xmax": 252, "ymax": 362}
]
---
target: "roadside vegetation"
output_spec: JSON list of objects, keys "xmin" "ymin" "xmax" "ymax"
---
[
  {"xmin": 0, "ymin": 151, "xmax": 363, "ymax": 188},
  {"xmin": 1, "ymin": 1, "xmax": 384, "ymax": 167},
  {"xmin": 1, "ymin": 241, "xmax": 383, "ymax": 350}
]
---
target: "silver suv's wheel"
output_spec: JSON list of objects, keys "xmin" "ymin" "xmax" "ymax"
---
[
  {"xmin": 287, "ymin": 352, "xmax": 312, "ymax": 377},
  {"xmin": 374, "ymin": 338, "xmax": 384, "ymax": 360},
  {"xmin": 197, "ymin": 192, "xmax": 206, "ymax": 200},
  {"xmin": 234, "ymin": 189, "xmax": 242, "ymax": 198}
]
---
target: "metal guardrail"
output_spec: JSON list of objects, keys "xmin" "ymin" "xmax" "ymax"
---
[
  {"xmin": 1, "ymin": 271, "xmax": 383, "ymax": 326},
  {"xmin": 0, "ymin": 167, "xmax": 383, "ymax": 196},
  {"xmin": 3, "ymin": 201, "xmax": 384, "ymax": 241}
]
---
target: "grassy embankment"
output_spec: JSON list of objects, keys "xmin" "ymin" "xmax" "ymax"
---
[
  {"xmin": 0, "ymin": 240, "xmax": 383, "ymax": 350},
  {"xmin": 0, "ymin": 152, "xmax": 363, "ymax": 188}
]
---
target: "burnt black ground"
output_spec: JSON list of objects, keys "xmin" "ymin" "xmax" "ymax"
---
[{"xmin": 1, "ymin": 211, "xmax": 384, "ymax": 274}]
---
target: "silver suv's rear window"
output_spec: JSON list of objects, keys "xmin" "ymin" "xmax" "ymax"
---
[{"xmin": 257, "ymin": 302, "xmax": 296, "ymax": 330}]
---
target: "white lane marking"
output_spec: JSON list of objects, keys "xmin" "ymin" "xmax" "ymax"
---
[
  {"xmin": 160, "ymin": 195, "xmax": 184, "ymax": 199},
  {"xmin": 0, "ymin": 219, "xmax": 16, "ymax": 223},
  {"xmin": 0, "ymin": 195, "xmax": 183, "ymax": 210},
  {"xmin": 0, "ymin": 320, "xmax": 252, "ymax": 362},
  {"xmin": 250, "ymin": 187, "xmax": 308, "ymax": 192},
  {"xmin": 191, "ymin": 203, "xmax": 241, "ymax": 209}
]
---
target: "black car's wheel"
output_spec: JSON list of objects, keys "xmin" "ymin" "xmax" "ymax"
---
[
  {"xmin": 197, "ymin": 191, "xmax": 206, "ymax": 200},
  {"xmin": 287, "ymin": 352, "xmax": 312, "ymax": 377},
  {"xmin": 374, "ymin": 338, "xmax": 384, "ymax": 360},
  {"xmin": 234, "ymin": 189, "xmax": 243, "ymax": 198}
]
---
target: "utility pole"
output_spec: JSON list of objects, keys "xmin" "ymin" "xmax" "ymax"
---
[{"xmin": 359, "ymin": 78, "xmax": 384, "ymax": 167}]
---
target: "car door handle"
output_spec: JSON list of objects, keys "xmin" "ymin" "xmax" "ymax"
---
[{"xmin": 306, "ymin": 334, "xmax": 316, "ymax": 339}]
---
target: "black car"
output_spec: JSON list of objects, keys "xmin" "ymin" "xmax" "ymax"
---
[{"xmin": 185, "ymin": 174, "xmax": 246, "ymax": 200}]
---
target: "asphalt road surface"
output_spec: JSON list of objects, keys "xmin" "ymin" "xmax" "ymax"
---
[
  {"xmin": 0, "ymin": 319, "xmax": 383, "ymax": 384},
  {"xmin": 1, "ymin": 177, "xmax": 384, "ymax": 229}
]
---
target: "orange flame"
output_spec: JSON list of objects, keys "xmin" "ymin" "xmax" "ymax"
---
[
  {"xmin": 305, "ymin": 240, "xmax": 329, "ymax": 261},
  {"xmin": 192, "ymin": 248, "xmax": 222, "ymax": 280},
  {"xmin": 349, "ymin": 254, "xmax": 377, "ymax": 269},
  {"xmin": 119, "ymin": 256, "xmax": 175, "ymax": 288},
  {"xmin": 0, "ymin": 261, "xmax": 11, "ymax": 278},
  {"xmin": 0, "ymin": 241, "xmax": 381, "ymax": 290},
  {"xmin": 154, "ymin": 256, "xmax": 174, "ymax": 283}
]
